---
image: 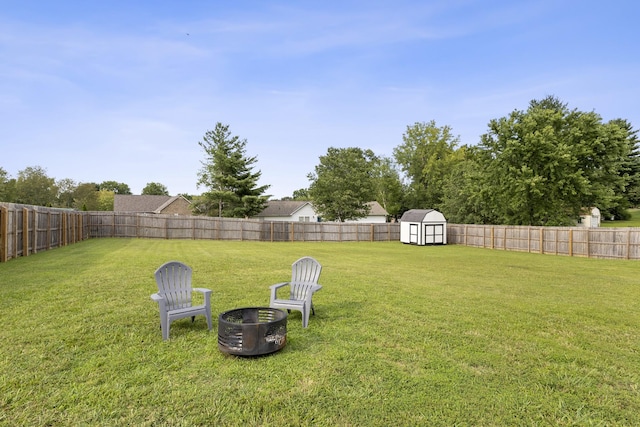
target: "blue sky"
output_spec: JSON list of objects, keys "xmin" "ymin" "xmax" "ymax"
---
[{"xmin": 2, "ymin": 1, "xmax": 639, "ymax": 199}]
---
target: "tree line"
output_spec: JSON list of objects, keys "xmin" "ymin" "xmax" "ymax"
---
[
  {"xmin": 303, "ymin": 96, "xmax": 639, "ymax": 225},
  {"xmin": 2, "ymin": 95, "xmax": 638, "ymax": 225},
  {"xmin": 0, "ymin": 167, "xmax": 171, "ymax": 211}
]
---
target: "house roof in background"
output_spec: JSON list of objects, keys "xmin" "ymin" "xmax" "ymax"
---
[
  {"xmin": 114, "ymin": 195, "xmax": 189, "ymax": 213},
  {"xmin": 366, "ymin": 201, "xmax": 388, "ymax": 216},
  {"xmin": 255, "ymin": 201, "xmax": 311, "ymax": 217},
  {"xmin": 256, "ymin": 200, "xmax": 388, "ymax": 218}
]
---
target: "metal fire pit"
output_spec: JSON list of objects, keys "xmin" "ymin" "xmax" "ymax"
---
[{"xmin": 218, "ymin": 307, "xmax": 287, "ymax": 356}]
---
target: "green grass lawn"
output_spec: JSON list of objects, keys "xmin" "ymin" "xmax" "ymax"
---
[
  {"xmin": 1, "ymin": 239, "xmax": 639, "ymax": 426},
  {"xmin": 601, "ymin": 208, "xmax": 640, "ymax": 227}
]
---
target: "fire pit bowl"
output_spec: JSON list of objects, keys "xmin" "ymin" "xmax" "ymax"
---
[{"xmin": 218, "ymin": 307, "xmax": 287, "ymax": 356}]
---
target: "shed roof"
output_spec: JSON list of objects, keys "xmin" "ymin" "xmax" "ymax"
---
[{"xmin": 400, "ymin": 209, "xmax": 446, "ymax": 223}]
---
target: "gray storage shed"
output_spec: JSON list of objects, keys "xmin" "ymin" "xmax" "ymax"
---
[{"xmin": 400, "ymin": 209, "xmax": 447, "ymax": 245}]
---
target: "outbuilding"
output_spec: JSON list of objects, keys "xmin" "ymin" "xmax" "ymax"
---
[{"xmin": 400, "ymin": 209, "xmax": 447, "ymax": 245}]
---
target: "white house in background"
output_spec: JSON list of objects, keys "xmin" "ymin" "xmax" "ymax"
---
[
  {"xmin": 254, "ymin": 200, "xmax": 389, "ymax": 223},
  {"xmin": 578, "ymin": 207, "xmax": 601, "ymax": 228},
  {"xmin": 255, "ymin": 201, "xmax": 318, "ymax": 222},
  {"xmin": 344, "ymin": 201, "xmax": 388, "ymax": 223}
]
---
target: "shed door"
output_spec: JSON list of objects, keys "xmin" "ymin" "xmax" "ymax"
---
[
  {"xmin": 409, "ymin": 224, "xmax": 419, "ymax": 244},
  {"xmin": 424, "ymin": 224, "xmax": 444, "ymax": 244}
]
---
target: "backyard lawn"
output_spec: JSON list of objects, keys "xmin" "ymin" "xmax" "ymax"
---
[
  {"xmin": 1, "ymin": 238, "xmax": 639, "ymax": 426},
  {"xmin": 602, "ymin": 208, "xmax": 640, "ymax": 227}
]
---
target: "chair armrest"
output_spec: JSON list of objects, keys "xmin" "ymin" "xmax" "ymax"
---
[
  {"xmin": 151, "ymin": 293, "xmax": 167, "ymax": 317},
  {"xmin": 311, "ymin": 284, "xmax": 322, "ymax": 293},
  {"xmin": 269, "ymin": 282, "xmax": 289, "ymax": 301},
  {"xmin": 193, "ymin": 288, "xmax": 212, "ymax": 305}
]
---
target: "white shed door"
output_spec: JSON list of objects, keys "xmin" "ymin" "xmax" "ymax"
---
[
  {"xmin": 409, "ymin": 224, "xmax": 419, "ymax": 244},
  {"xmin": 424, "ymin": 224, "xmax": 444, "ymax": 244}
]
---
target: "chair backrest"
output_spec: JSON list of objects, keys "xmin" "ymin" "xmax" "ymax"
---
[
  {"xmin": 154, "ymin": 261, "xmax": 193, "ymax": 311},
  {"xmin": 290, "ymin": 257, "xmax": 322, "ymax": 300}
]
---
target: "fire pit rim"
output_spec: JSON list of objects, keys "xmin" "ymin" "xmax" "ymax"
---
[{"xmin": 217, "ymin": 306, "xmax": 288, "ymax": 357}]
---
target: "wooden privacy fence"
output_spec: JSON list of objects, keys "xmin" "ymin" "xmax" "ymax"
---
[
  {"xmin": 87, "ymin": 212, "xmax": 401, "ymax": 243},
  {"xmin": 447, "ymin": 224, "xmax": 640, "ymax": 260},
  {"xmin": 0, "ymin": 203, "xmax": 89, "ymax": 262},
  {"xmin": 3, "ymin": 205, "xmax": 640, "ymax": 262}
]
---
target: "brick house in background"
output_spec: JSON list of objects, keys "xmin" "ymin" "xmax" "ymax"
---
[{"xmin": 113, "ymin": 195, "xmax": 192, "ymax": 215}]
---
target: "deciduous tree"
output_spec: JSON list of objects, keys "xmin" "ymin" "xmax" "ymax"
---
[
  {"xmin": 142, "ymin": 182, "xmax": 169, "ymax": 196},
  {"xmin": 308, "ymin": 147, "xmax": 377, "ymax": 221},
  {"xmin": 100, "ymin": 181, "xmax": 132, "ymax": 195},
  {"xmin": 15, "ymin": 166, "xmax": 58, "ymax": 206},
  {"xmin": 477, "ymin": 96, "xmax": 632, "ymax": 225},
  {"xmin": 393, "ymin": 121, "xmax": 461, "ymax": 210},
  {"xmin": 0, "ymin": 167, "xmax": 16, "ymax": 202}
]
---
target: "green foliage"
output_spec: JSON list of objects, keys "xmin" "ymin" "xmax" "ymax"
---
[
  {"xmin": 197, "ymin": 123, "xmax": 270, "ymax": 218},
  {"xmin": 142, "ymin": 182, "xmax": 169, "ymax": 196},
  {"xmin": 601, "ymin": 208, "xmax": 640, "ymax": 226},
  {"xmin": 1, "ymin": 239, "xmax": 639, "ymax": 425},
  {"xmin": 393, "ymin": 121, "xmax": 461, "ymax": 210},
  {"xmin": 14, "ymin": 166, "xmax": 58, "ymax": 206},
  {"xmin": 99, "ymin": 180, "xmax": 132, "ymax": 195},
  {"xmin": 291, "ymin": 188, "xmax": 310, "ymax": 200},
  {"xmin": 308, "ymin": 147, "xmax": 377, "ymax": 221},
  {"xmin": 56, "ymin": 178, "xmax": 77, "ymax": 208},
  {"xmin": 372, "ymin": 156, "xmax": 404, "ymax": 219},
  {"xmin": 441, "ymin": 146, "xmax": 499, "ymax": 224},
  {"xmin": 72, "ymin": 183, "xmax": 100, "ymax": 210},
  {"xmin": 609, "ymin": 119, "xmax": 640, "ymax": 213},
  {"xmin": 471, "ymin": 96, "xmax": 634, "ymax": 225},
  {"xmin": 0, "ymin": 167, "xmax": 16, "ymax": 202},
  {"xmin": 96, "ymin": 190, "xmax": 115, "ymax": 211}
]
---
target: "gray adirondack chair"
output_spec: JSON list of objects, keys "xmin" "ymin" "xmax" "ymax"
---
[
  {"xmin": 151, "ymin": 261, "xmax": 212, "ymax": 340},
  {"xmin": 269, "ymin": 256, "xmax": 322, "ymax": 328}
]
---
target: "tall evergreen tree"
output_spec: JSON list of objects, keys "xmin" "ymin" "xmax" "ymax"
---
[{"xmin": 197, "ymin": 123, "xmax": 270, "ymax": 218}]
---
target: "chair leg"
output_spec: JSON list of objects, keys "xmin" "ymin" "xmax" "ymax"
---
[
  {"xmin": 205, "ymin": 311, "xmax": 212, "ymax": 331},
  {"xmin": 161, "ymin": 317, "xmax": 170, "ymax": 341},
  {"xmin": 302, "ymin": 306, "xmax": 310, "ymax": 328}
]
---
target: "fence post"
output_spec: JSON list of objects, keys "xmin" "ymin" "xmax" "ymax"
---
[
  {"xmin": 0, "ymin": 206, "xmax": 7, "ymax": 262},
  {"xmin": 22, "ymin": 208, "xmax": 29, "ymax": 257},
  {"xmin": 464, "ymin": 225, "xmax": 467, "ymax": 246},
  {"xmin": 568, "ymin": 229, "xmax": 573, "ymax": 257},
  {"xmin": 491, "ymin": 225, "xmax": 496, "ymax": 249},
  {"xmin": 32, "ymin": 209, "xmax": 38, "ymax": 254},
  {"xmin": 539, "ymin": 228, "xmax": 544, "ymax": 254},
  {"xmin": 627, "ymin": 229, "xmax": 631, "ymax": 260},
  {"xmin": 503, "ymin": 226, "xmax": 507, "ymax": 250}
]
